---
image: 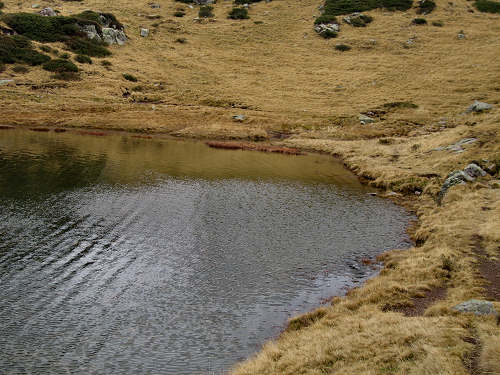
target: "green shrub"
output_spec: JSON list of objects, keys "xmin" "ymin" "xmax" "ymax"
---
[
  {"xmin": 101, "ymin": 60, "xmax": 112, "ymax": 66},
  {"xmin": 175, "ymin": 37, "xmax": 187, "ymax": 43},
  {"xmin": 314, "ymin": 14, "xmax": 338, "ymax": 24},
  {"xmin": 64, "ymin": 37, "xmax": 111, "ymax": 57},
  {"xmin": 12, "ymin": 65, "xmax": 29, "ymax": 73},
  {"xmin": 75, "ymin": 10, "xmax": 123, "ymax": 29},
  {"xmin": 174, "ymin": 11, "xmax": 185, "ymax": 17},
  {"xmin": 0, "ymin": 63, "xmax": 5, "ymax": 72},
  {"xmin": 51, "ymin": 71, "xmax": 80, "ymax": 81},
  {"xmin": 75, "ymin": 54, "xmax": 92, "ymax": 64},
  {"xmin": 432, "ymin": 20, "xmax": 444, "ymax": 26},
  {"xmin": 475, "ymin": 0, "xmax": 500, "ymax": 12},
  {"xmin": 60, "ymin": 53, "xmax": 70, "ymax": 59},
  {"xmin": 0, "ymin": 35, "xmax": 51, "ymax": 65},
  {"xmin": 359, "ymin": 14, "xmax": 373, "ymax": 23},
  {"xmin": 320, "ymin": 29, "xmax": 338, "ymax": 38},
  {"xmin": 42, "ymin": 59, "xmax": 79, "ymax": 72},
  {"xmin": 228, "ymin": 7, "xmax": 249, "ymax": 19},
  {"xmin": 0, "ymin": 2, "xmax": 4, "ymax": 9},
  {"xmin": 234, "ymin": 0, "xmax": 261, "ymax": 3},
  {"xmin": 349, "ymin": 15, "xmax": 373, "ymax": 26},
  {"xmin": 412, "ymin": 17, "xmax": 428, "ymax": 25},
  {"xmin": 381, "ymin": 0, "xmax": 413, "ymax": 11},
  {"xmin": 123, "ymin": 73, "xmax": 138, "ymax": 82},
  {"xmin": 416, "ymin": 0, "xmax": 436, "ymax": 14},
  {"xmin": 335, "ymin": 43, "xmax": 351, "ymax": 51},
  {"xmin": 199, "ymin": 5, "xmax": 214, "ymax": 18},
  {"xmin": 39, "ymin": 45, "xmax": 52, "ymax": 53}
]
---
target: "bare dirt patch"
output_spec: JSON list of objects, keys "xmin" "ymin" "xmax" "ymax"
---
[{"xmin": 471, "ymin": 234, "xmax": 500, "ymax": 301}]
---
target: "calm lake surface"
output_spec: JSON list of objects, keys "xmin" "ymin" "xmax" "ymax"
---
[{"xmin": 0, "ymin": 129, "xmax": 412, "ymax": 375}]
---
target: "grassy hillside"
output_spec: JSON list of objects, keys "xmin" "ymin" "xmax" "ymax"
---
[{"xmin": 1, "ymin": 0, "xmax": 499, "ymax": 374}]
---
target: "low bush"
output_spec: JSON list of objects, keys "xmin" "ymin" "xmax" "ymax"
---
[
  {"xmin": 0, "ymin": 2, "xmax": 4, "ymax": 9},
  {"xmin": 39, "ymin": 45, "xmax": 52, "ymax": 53},
  {"xmin": 234, "ymin": 0, "xmax": 262, "ymax": 3},
  {"xmin": 123, "ymin": 73, "xmax": 138, "ymax": 82},
  {"xmin": 335, "ymin": 43, "xmax": 351, "ymax": 51},
  {"xmin": 199, "ymin": 5, "xmax": 214, "ymax": 18},
  {"xmin": 475, "ymin": 0, "xmax": 500, "ymax": 12},
  {"xmin": 0, "ymin": 35, "xmax": 51, "ymax": 65},
  {"xmin": 320, "ymin": 29, "xmax": 338, "ymax": 38},
  {"xmin": 12, "ymin": 65, "xmax": 29, "ymax": 73},
  {"xmin": 175, "ymin": 37, "xmax": 187, "ymax": 43},
  {"xmin": 349, "ymin": 14, "xmax": 373, "ymax": 26},
  {"xmin": 64, "ymin": 37, "xmax": 111, "ymax": 57},
  {"xmin": 174, "ymin": 11, "xmax": 185, "ymax": 17},
  {"xmin": 228, "ymin": 7, "xmax": 249, "ymax": 19},
  {"xmin": 314, "ymin": 14, "xmax": 338, "ymax": 24},
  {"xmin": 432, "ymin": 20, "xmax": 444, "ymax": 26},
  {"xmin": 0, "ymin": 64, "xmax": 5, "ymax": 72},
  {"xmin": 412, "ymin": 17, "xmax": 428, "ymax": 25},
  {"xmin": 42, "ymin": 59, "xmax": 79, "ymax": 72},
  {"xmin": 322, "ymin": 0, "xmax": 411, "ymax": 16},
  {"xmin": 416, "ymin": 0, "xmax": 436, "ymax": 14},
  {"xmin": 383, "ymin": 101, "xmax": 418, "ymax": 109},
  {"xmin": 101, "ymin": 60, "xmax": 112, "ymax": 66},
  {"xmin": 51, "ymin": 71, "xmax": 80, "ymax": 81},
  {"xmin": 60, "ymin": 53, "xmax": 70, "ymax": 59},
  {"xmin": 75, "ymin": 54, "xmax": 92, "ymax": 64}
]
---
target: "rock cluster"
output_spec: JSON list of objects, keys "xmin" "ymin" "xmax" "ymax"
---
[
  {"xmin": 81, "ymin": 14, "xmax": 128, "ymax": 46},
  {"xmin": 437, "ymin": 162, "xmax": 487, "ymax": 204},
  {"xmin": 314, "ymin": 23, "xmax": 340, "ymax": 37},
  {"xmin": 465, "ymin": 100, "xmax": 493, "ymax": 113}
]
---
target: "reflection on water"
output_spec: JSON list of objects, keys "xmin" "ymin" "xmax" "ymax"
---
[{"xmin": 0, "ymin": 129, "xmax": 412, "ymax": 375}]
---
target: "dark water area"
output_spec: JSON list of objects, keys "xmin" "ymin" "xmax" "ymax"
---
[{"xmin": 0, "ymin": 129, "xmax": 412, "ymax": 375}]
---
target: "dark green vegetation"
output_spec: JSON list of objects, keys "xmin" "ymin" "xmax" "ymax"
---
[
  {"xmin": 123, "ymin": 73, "xmax": 138, "ymax": 82},
  {"xmin": 475, "ymin": 0, "xmax": 500, "ymax": 12},
  {"xmin": 0, "ymin": 2, "xmax": 4, "ymax": 10},
  {"xmin": 349, "ymin": 14, "xmax": 373, "ymax": 26},
  {"xmin": 412, "ymin": 17, "xmax": 428, "ymax": 25},
  {"xmin": 0, "ymin": 35, "xmax": 51, "ymax": 66},
  {"xmin": 198, "ymin": 6, "xmax": 214, "ymax": 18},
  {"xmin": 432, "ymin": 20, "xmax": 444, "ymax": 26},
  {"xmin": 234, "ymin": 0, "xmax": 262, "ymax": 4},
  {"xmin": 101, "ymin": 60, "xmax": 112, "ymax": 66},
  {"xmin": 175, "ymin": 37, "xmax": 187, "ymax": 43},
  {"xmin": 320, "ymin": 30, "xmax": 338, "ymax": 38},
  {"xmin": 42, "ymin": 59, "xmax": 79, "ymax": 72},
  {"xmin": 174, "ymin": 11, "xmax": 185, "ymax": 17},
  {"xmin": 75, "ymin": 54, "xmax": 92, "ymax": 64},
  {"xmin": 314, "ymin": 14, "xmax": 338, "ymax": 24},
  {"xmin": 335, "ymin": 43, "xmax": 351, "ymax": 51},
  {"xmin": 383, "ymin": 101, "xmax": 419, "ymax": 109},
  {"xmin": 1, "ymin": 11, "xmax": 118, "ymax": 57},
  {"xmin": 12, "ymin": 65, "xmax": 29, "ymax": 73},
  {"xmin": 60, "ymin": 53, "xmax": 71, "ymax": 59},
  {"xmin": 320, "ymin": 0, "xmax": 412, "ymax": 18},
  {"xmin": 228, "ymin": 7, "xmax": 250, "ymax": 19},
  {"xmin": 416, "ymin": 0, "xmax": 436, "ymax": 14}
]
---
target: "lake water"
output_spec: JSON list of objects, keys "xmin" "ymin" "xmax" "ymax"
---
[{"xmin": 0, "ymin": 129, "xmax": 412, "ymax": 375}]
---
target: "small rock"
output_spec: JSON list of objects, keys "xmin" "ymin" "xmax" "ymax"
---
[
  {"xmin": 232, "ymin": 115, "xmax": 246, "ymax": 122},
  {"xmin": 452, "ymin": 299, "xmax": 498, "ymax": 316},
  {"xmin": 458, "ymin": 31, "xmax": 466, "ymax": 39},
  {"xmin": 314, "ymin": 23, "xmax": 340, "ymax": 35},
  {"xmin": 367, "ymin": 192, "xmax": 378, "ymax": 196},
  {"xmin": 188, "ymin": 5, "xmax": 194, "ymax": 9},
  {"xmin": 0, "ymin": 79, "xmax": 14, "ymax": 86},
  {"xmin": 359, "ymin": 114, "xmax": 375, "ymax": 124},
  {"xmin": 146, "ymin": 14, "xmax": 161, "ymax": 19},
  {"xmin": 31, "ymin": 4, "xmax": 40, "ymax": 9},
  {"xmin": 39, "ymin": 7, "xmax": 57, "ymax": 17},
  {"xmin": 415, "ymin": 191, "xmax": 422, "ymax": 195},
  {"xmin": 466, "ymin": 100, "xmax": 493, "ymax": 113},
  {"xmin": 149, "ymin": 3, "xmax": 161, "ymax": 8},
  {"xmin": 464, "ymin": 163, "xmax": 486, "ymax": 178},
  {"xmin": 140, "ymin": 28, "xmax": 150, "ymax": 37}
]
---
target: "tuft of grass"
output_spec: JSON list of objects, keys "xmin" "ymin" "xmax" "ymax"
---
[
  {"xmin": 335, "ymin": 43, "xmax": 351, "ymax": 51},
  {"xmin": 175, "ymin": 37, "xmax": 187, "ymax": 43},
  {"xmin": 412, "ymin": 17, "xmax": 428, "ymax": 25},
  {"xmin": 286, "ymin": 309, "xmax": 328, "ymax": 332},
  {"xmin": 123, "ymin": 73, "xmax": 138, "ymax": 82},
  {"xmin": 474, "ymin": 0, "xmax": 500, "ymax": 12},
  {"xmin": 432, "ymin": 20, "xmax": 444, "ymax": 27},
  {"xmin": 75, "ymin": 54, "xmax": 92, "ymax": 64},
  {"xmin": 12, "ymin": 65, "xmax": 29, "ymax": 73},
  {"xmin": 101, "ymin": 60, "xmax": 112, "ymax": 67},
  {"xmin": 43, "ymin": 59, "xmax": 79, "ymax": 72},
  {"xmin": 198, "ymin": 5, "xmax": 214, "ymax": 18},
  {"xmin": 174, "ymin": 11, "xmax": 186, "ymax": 17},
  {"xmin": 60, "ymin": 53, "xmax": 70, "ymax": 59},
  {"xmin": 320, "ymin": 29, "xmax": 338, "ymax": 38},
  {"xmin": 39, "ymin": 45, "xmax": 52, "ymax": 53},
  {"xmin": 228, "ymin": 7, "xmax": 250, "ymax": 19}
]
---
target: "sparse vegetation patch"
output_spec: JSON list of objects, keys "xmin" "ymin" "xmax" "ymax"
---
[
  {"xmin": 416, "ymin": 0, "xmax": 436, "ymax": 14},
  {"xmin": 412, "ymin": 17, "xmax": 428, "ymax": 25},
  {"xmin": 335, "ymin": 43, "xmax": 351, "ymax": 51},
  {"xmin": 123, "ymin": 73, "xmax": 138, "ymax": 82},
  {"xmin": 0, "ymin": 35, "xmax": 51, "ymax": 66},
  {"xmin": 228, "ymin": 7, "xmax": 250, "ymax": 19},
  {"xmin": 199, "ymin": 5, "xmax": 214, "ymax": 18},
  {"xmin": 42, "ymin": 58, "xmax": 79, "ymax": 73},
  {"xmin": 75, "ymin": 54, "xmax": 92, "ymax": 64},
  {"xmin": 475, "ymin": 0, "xmax": 500, "ymax": 13}
]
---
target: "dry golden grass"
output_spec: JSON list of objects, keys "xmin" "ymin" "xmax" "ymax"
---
[{"xmin": 1, "ymin": 0, "xmax": 499, "ymax": 373}]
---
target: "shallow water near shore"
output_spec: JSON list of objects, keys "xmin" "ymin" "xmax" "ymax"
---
[{"xmin": 0, "ymin": 129, "xmax": 412, "ymax": 375}]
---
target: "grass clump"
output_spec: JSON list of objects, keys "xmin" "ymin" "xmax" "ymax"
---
[
  {"xmin": 383, "ymin": 101, "xmax": 418, "ymax": 109},
  {"xmin": 475, "ymin": 0, "xmax": 500, "ymax": 12},
  {"xmin": 335, "ymin": 43, "xmax": 351, "ymax": 51},
  {"xmin": 412, "ymin": 17, "xmax": 428, "ymax": 25},
  {"xmin": 349, "ymin": 14, "xmax": 373, "ymax": 27},
  {"xmin": 64, "ymin": 38, "xmax": 110, "ymax": 57},
  {"xmin": 123, "ymin": 73, "xmax": 138, "ymax": 82},
  {"xmin": 432, "ymin": 20, "xmax": 444, "ymax": 26},
  {"xmin": 198, "ymin": 5, "xmax": 214, "ymax": 18},
  {"xmin": 416, "ymin": 0, "xmax": 436, "ymax": 14},
  {"xmin": 228, "ymin": 7, "xmax": 250, "ymax": 19},
  {"xmin": 12, "ymin": 65, "xmax": 29, "ymax": 73},
  {"xmin": 320, "ymin": 29, "xmax": 338, "ymax": 38},
  {"xmin": 60, "ymin": 53, "xmax": 70, "ymax": 59},
  {"xmin": 75, "ymin": 54, "xmax": 92, "ymax": 64},
  {"xmin": 101, "ymin": 60, "xmax": 112, "ymax": 67},
  {"xmin": 174, "ymin": 11, "xmax": 186, "ymax": 17},
  {"xmin": 175, "ymin": 37, "xmax": 187, "ymax": 43},
  {"xmin": 42, "ymin": 59, "xmax": 79, "ymax": 73},
  {"xmin": 0, "ymin": 35, "xmax": 51, "ymax": 66},
  {"xmin": 314, "ymin": 14, "xmax": 338, "ymax": 24}
]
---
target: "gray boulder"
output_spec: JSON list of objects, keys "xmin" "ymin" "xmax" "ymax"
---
[
  {"xmin": 359, "ymin": 114, "xmax": 375, "ymax": 124},
  {"xmin": 102, "ymin": 28, "xmax": 127, "ymax": 45},
  {"xmin": 452, "ymin": 299, "xmax": 498, "ymax": 316},
  {"xmin": 464, "ymin": 163, "xmax": 486, "ymax": 178},
  {"xmin": 82, "ymin": 25, "xmax": 102, "ymax": 43},
  {"xmin": 232, "ymin": 115, "xmax": 246, "ymax": 122},
  {"xmin": 466, "ymin": 100, "xmax": 493, "ymax": 113},
  {"xmin": 0, "ymin": 79, "xmax": 14, "ymax": 86},
  {"xmin": 140, "ymin": 28, "xmax": 150, "ymax": 38},
  {"xmin": 39, "ymin": 7, "xmax": 57, "ymax": 17},
  {"xmin": 314, "ymin": 23, "xmax": 340, "ymax": 36}
]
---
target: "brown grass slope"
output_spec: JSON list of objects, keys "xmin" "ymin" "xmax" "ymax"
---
[{"xmin": 1, "ymin": 0, "xmax": 500, "ymax": 374}]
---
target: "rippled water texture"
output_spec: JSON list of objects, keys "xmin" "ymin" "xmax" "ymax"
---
[{"xmin": 0, "ymin": 130, "xmax": 412, "ymax": 374}]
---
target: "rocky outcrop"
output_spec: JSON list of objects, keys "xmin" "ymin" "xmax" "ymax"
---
[
  {"xmin": 437, "ymin": 163, "xmax": 487, "ymax": 204},
  {"xmin": 452, "ymin": 299, "xmax": 498, "ymax": 316},
  {"xmin": 466, "ymin": 100, "xmax": 493, "ymax": 113},
  {"xmin": 39, "ymin": 7, "xmax": 57, "ymax": 17}
]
